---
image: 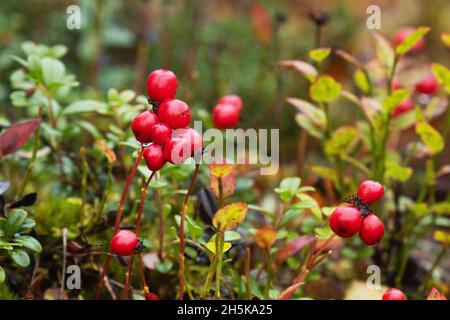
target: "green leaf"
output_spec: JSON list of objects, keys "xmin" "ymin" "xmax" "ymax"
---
[
  {"xmin": 154, "ymin": 261, "xmax": 173, "ymax": 274},
  {"xmin": 206, "ymin": 241, "xmax": 232, "ymax": 254},
  {"xmin": 286, "ymin": 98, "xmax": 325, "ymax": 127},
  {"xmin": 5, "ymin": 209, "xmax": 27, "ymax": 238},
  {"xmin": 119, "ymin": 90, "xmax": 136, "ymax": 104},
  {"xmin": 432, "ymin": 202, "xmax": 450, "ymax": 215},
  {"xmin": 385, "ymin": 161, "xmax": 412, "ymax": 183},
  {"xmin": 76, "ymin": 120, "xmax": 102, "ymax": 138},
  {"xmin": 309, "ymin": 48, "xmax": 331, "ymax": 63},
  {"xmin": 0, "ymin": 265, "xmax": 5, "ymax": 283},
  {"xmin": 324, "ymin": 126, "xmax": 358, "ymax": 156},
  {"xmin": 382, "ymin": 89, "xmax": 411, "ymax": 113},
  {"xmin": 8, "ymin": 249, "xmax": 30, "ymax": 267},
  {"xmin": 314, "ymin": 226, "xmax": 333, "ymax": 240},
  {"xmin": 213, "ymin": 202, "xmax": 248, "ymax": 231},
  {"xmin": 13, "ymin": 236, "xmax": 42, "ymax": 253},
  {"xmin": 274, "ymin": 177, "xmax": 301, "ymax": 203},
  {"xmin": 41, "ymin": 57, "xmax": 65, "ymax": 87},
  {"xmin": 374, "ymin": 33, "xmax": 394, "ymax": 70},
  {"xmin": 310, "ymin": 75, "xmax": 341, "ymax": 103},
  {"xmin": 353, "ymin": 69, "xmax": 370, "ymax": 94},
  {"xmin": 396, "ymin": 26, "xmax": 430, "ymax": 55},
  {"xmin": 416, "ymin": 122, "xmax": 444, "ymax": 154},
  {"xmin": 311, "ymin": 166, "xmax": 337, "ymax": 184},
  {"xmin": 431, "ymin": 64, "xmax": 450, "ymax": 94},
  {"xmin": 63, "ymin": 100, "xmax": 108, "ymax": 115},
  {"xmin": 210, "ymin": 231, "xmax": 242, "ymax": 242},
  {"xmin": 295, "ymin": 114, "xmax": 324, "ymax": 139}
]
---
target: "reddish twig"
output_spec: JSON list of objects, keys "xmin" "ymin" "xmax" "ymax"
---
[
  {"xmin": 121, "ymin": 255, "xmax": 135, "ymax": 300},
  {"xmin": 95, "ymin": 147, "xmax": 145, "ymax": 299},
  {"xmin": 179, "ymin": 163, "xmax": 200, "ymax": 300}
]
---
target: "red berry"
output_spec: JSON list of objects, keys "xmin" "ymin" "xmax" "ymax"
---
[
  {"xmin": 144, "ymin": 292, "xmax": 160, "ymax": 300},
  {"xmin": 146, "ymin": 69, "xmax": 178, "ymax": 102},
  {"xmin": 329, "ymin": 206, "xmax": 363, "ymax": 238},
  {"xmin": 110, "ymin": 230, "xmax": 138, "ymax": 256},
  {"xmin": 219, "ymin": 95, "xmax": 243, "ymax": 112},
  {"xmin": 212, "ymin": 103, "xmax": 240, "ymax": 129},
  {"xmin": 358, "ymin": 180, "xmax": 384, "ymax": 203},
  {"xmin": 382, "ymin": 288, "xmax": 407, "ymax": 300},
  {"xmin": 173, "ymin": 128, "xmax": 203, "ymax": 155},
  {"xmin": 394, "ymin": 27, "xmax": 425, "ymax": 53},
  {"xmin": 143, "ymin": 144, "xmax": 166, "ymax": 171},
  {"xmin": 415, "ymin": 74, "xmax": 439, "ymax": 95},
  {"xmin": 163, "ymin": 137, "xmax": 191, "ymax": 164},
  {"xmin": 359, "ymin": 214, "xmax": 385, "ymax": 246},
  {"xmin": 131, "ymin": 110, "xmax": 159, "ymax": 144},
  {"xmin": 157, "ymin": 99, "xmax": 191, "ymax": 129},
  {"xmin": 149, "ymin": 123, "xmax": 172, "ymax": 145},
  {"xmin": 392, "ymin": 98, "xmax": 413, "ymax": 118},
  {"xmin": 391, "ymin": 77, "xmax": 401, "ymax": 90}
]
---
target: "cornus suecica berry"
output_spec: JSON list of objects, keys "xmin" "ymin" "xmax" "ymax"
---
[
  {"xmin": 163, "ymin": 137, "xmax": 191, "ymax": 164},
  {"xmin": 391, "ymin": 77, "xmax": 401, "ymax": 90},
  {"xmin": 359, "ymin": 214, "xmax": 385, "ymax": 246},
  {"xmin": 144, "ymin": 291, "xmax": 160, "ymax": 300},
  {"xmin": 149, "ymin": 122, "xmax": 172, "ymax": 145},
  {"xmin": 219, "ymin": 95, "xmax": 243, "ymax": 112},
  {"xmin": 392, "ymin": 98, "xmax": 413, "ymax": 118},
  {"xmin": 212, "ymin": 103, "xmax": 240, "ymax": 129},
  {"xmin": 382, "ymin": 288, "xmax": 407, "ymax": 300},
  {"xmin": 110, "ymin": 230, "xmax": 138, "ymax": 256},
  {"xmin": 173, "ymin": 127, "xmax": 203, "ymax": 155},
  {"xmin": 358, "ymin": 180, "xmax": 384, "ymax": 204},
  {"xmin": 415, "ymin": 74, "xmax": 439, "ymax": 95},
  {"xmin": 329, "ymin": 206, "xmax": 363, "ymax": 238},
  {"xmin": 131, "ymin": 110, "xmax": 159, "ymax": 144},
  {"xmin": 157, "ymin": 99, "xmax": 191, "ymax": 129},
  {"xmin": 143, "ymin": 144, "xmax": 166, "ymax": 171},
  {"xmin": 394, "ymin": 27, "xmax": 425, "ymax": 53},
  {"xmin": 147, "ymin": 69, "xmax": 178, "ymax": 103}
]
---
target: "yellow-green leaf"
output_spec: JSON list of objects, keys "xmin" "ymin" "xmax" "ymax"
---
[
  {"xmin": 385, "ymin": 161, "xmax": 412, "ymax": 183},
  {"xmin": 441, "ymin": 32, "xmax": 450, "ymax": 49},
  {"xmin": 209, "ymin": 163, "xmax": 234, "ymax": 178},
  {"xmin": 431, "ymin": 63, "xmax": 450, "ymax": 94},
  {"xmin": 213, "ymin": 202, "xmax": 248, "ymax": 231},
  {"xmin": 416, "ymin": 122, "xmax": 444, "ymax": 154},
  {"xmin": 396, "ymin": 26, "xmax": 430, "ymax": 55},
  {"xmin": 206, "ymin": 241, "xmax": 232, "ymax": 254},
  {"xmin": 383, "ymin": 89, "xmax": 411, "ymax": 113},
  {"xmin": 353, "ymin": 69, "xmax": 370, "ymax": 94},
  {"xmin": 324, "ymin": 126, "xmax": 358, "ymax": 156},
  {"xmin": 433, "ymin": 230, "xmax": 450, "ymax": 245},
  {"xmin": 310, "ymin": 75, "xmax": 341, "ymax": 103},
  {"xmin": 309, "ymin": 48, "xmax": 331, "ymax": 63},
  {"xmin": 374, "ymin": 33, "xmax": 394, "ymax": 70}
]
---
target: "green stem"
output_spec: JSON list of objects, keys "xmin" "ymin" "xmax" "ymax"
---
[
  {"xmin": 96, "ymin": 163, "xmax": 113, "ymax": 222},
  {"xmin": 415, "ymin": 245, "xmax": 448, "ymax": 299},
  {"xmin": 245, "ymin": 247, "xmax": 252, "ymax": 300},
  {"xmin": 214, "ymin": 230, "xmax": 225, "ymax": 299},
  {"xmin": 80, "ymin": 147, "xmax": 88, "ymax": 230},
  {"xmin": 264, "ymin": 248, "xmax": 272, "ymax": 299},
  {"xmin": 17, "ymin": 108, "xmax": 42, "ymax": 197}
]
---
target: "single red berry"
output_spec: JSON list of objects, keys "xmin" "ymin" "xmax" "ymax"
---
[
  {"xmin": 382, "ymin": 288, "xmax": 407, "ymax": 300},
  {"xmin": 394, "ymin": 27, "xmax": 425, "ymax": 53},
  {"xmin": 143, "ymin": 144, "xmax": 166, "ymax": 171},
  {"xmin": 219, "ymin": 95, "xmax": 243, "ymax": 112},
  {"xmin": 358, "ymin": 180, "xmax": 384, "ymax": 203},
  {"xmin": 110, "ymin": 230, "xmax": 138, "ymax": 256},
  {"xmin": 359, "ymin": 214, "xmax": 385, "ymax": 246},
  {"xmin": 212, "ymin": 103, "xmax": 240, "ymax": 129},
  {"xmin": 415, "ymin": 74, "xmax": 439, "ymax": 95},
  {"xmin": 392, "ymin": 98, "xmax": 413, "ymax": 118},
  {"xmin": 391, "ymin": 77, "xmax": 401, "ymax": 90},
  {"xmin": 163, "ymin": 137, "xmax": 191, "ymax": 164},
  {"xmin": 144, "ymin": 291, "xmax": 160, "ymax": 300},
  {"xmin": 146, "ymin": 69, "xmax": 178, "ymax": 102},
  {"xmin": 329, "ymin": 206, "xmax": 363, "ymax": 238},
  {"xmin": 172, "ymin": 127, "xmax": 203, "ymax": 155},
  {"xmin": 131, "ymin": 110, "xmax": 159, "ymax": 144},
  {"xmin": 157, "ymin": 99, "xmax": 191, "ymax": 129},
  {"xmin": 149, "ymin": 123, "xmax": 172, "ymax": 145}
]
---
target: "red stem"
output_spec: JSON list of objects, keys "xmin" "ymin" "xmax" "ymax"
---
[
  {"xmin": 95, "ymin": 147, "xmax": 145, "ymax": 299},
  {"xmin": 179, "ymin": 164, "xmax": 200, "ymax": 300},
  {"xmin": 121, "ymin": 254, "xmax": 134, "ymax": 300},
  {"xmin": 138, "ymin": 253, "xmax": 148, "ymax": 290}
]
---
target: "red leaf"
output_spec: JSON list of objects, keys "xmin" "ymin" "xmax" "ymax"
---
[
  {"xmin": 0, "ymin": 119, "xmax": 41, "ymax": 158},
  {"xmin": 427, "ymin": 288, "xmax": 447, "ymax": 300},
  {"xmin": 275, "ymin": 236, "xmax": 315, "ymax": 267},
  {"xmin": 279, "ymin": 281, "xmax": 304, "ymax": 300},
  {"xmin": 209, "ymin": 164, "xmax": 236, "ymax": 200}
]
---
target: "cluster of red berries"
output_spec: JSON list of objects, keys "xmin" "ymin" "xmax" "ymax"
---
[
  {"xmin": 131, "ymin": 69, "xmax": 203, "ymax": 171},
  {"xmin": 110, "ymin": 69, "xmax": 203, "ymax": 257},
  {"xmin": 212, "ymin": 95, "xmax": 243, "ymax": 129},
  {"xmin": 329, "ymin": 180, "xmax": 385, "ymax": 246}
]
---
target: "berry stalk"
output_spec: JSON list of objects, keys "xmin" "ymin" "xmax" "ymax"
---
[{"xmin": 95, "ymin": 147, "xmax": 145, "ymax": 299}]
